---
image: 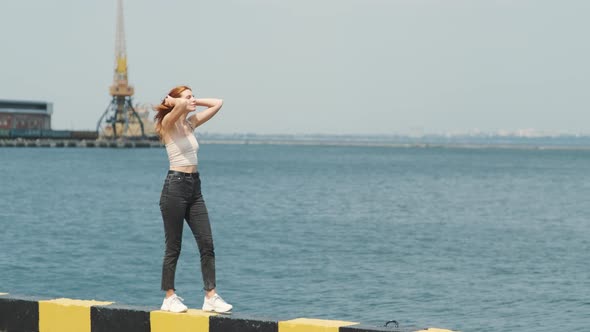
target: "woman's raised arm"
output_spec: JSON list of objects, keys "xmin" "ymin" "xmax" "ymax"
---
[
  {"xmin": 160, "ymin": 96, "xmax": 190, "ymax": 130},
  {"xmin": 188, "ymin": 98, "xmax": 223, "ymax": 129}
]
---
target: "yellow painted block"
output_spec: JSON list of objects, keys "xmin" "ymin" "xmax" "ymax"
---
[
  {"xmin": 279, "ymin": 318, "xmax": 358, "ymax": 332},
  {"xmin": 415, "ymin": 328, "xmax": 457, "ymax": 332},
  {"xmin": 150, "ymin": 309, "xmax": 217, "ymax": 332},
  {"xmin": 39, "ymin": 298, "xmax": 113, "ymax": 332}
]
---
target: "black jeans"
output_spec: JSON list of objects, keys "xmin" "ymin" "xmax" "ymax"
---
[{"xmin": 159, "ymin": 170, "xmax": 216, "ymax": 291}]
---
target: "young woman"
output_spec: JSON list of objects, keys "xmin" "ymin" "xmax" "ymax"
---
[{"xmin": 153, "ymin": 85, "xmax": 232, "ymax": 313}]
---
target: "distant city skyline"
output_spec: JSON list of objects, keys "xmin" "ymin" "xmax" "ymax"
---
[
  {"xmin": 1, "ymin": 1, "xmax": 589, "ymax": 135},
  {"xmin": 189, "ymin": 126, "xmax": 590, "ymax": 138}
]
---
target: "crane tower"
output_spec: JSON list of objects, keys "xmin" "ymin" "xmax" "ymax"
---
[{"xmin": 97, "ymin": 0, "xmax": 145, "ymax": 139}]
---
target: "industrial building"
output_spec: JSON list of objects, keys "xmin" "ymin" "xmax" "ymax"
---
[{"xmin": 0, "ymin": 100, "xmax": 53, "ymax": 130}]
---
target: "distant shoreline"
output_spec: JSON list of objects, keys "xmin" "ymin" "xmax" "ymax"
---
[
  {"xmin": 197, "ymin": 133, "xmax": 590, "ymax": 151},
  {"xmin": 2, "ymin": 137, "xmax": 590, "ymax": 151},
  {"xmin": 199, "ymin": 139, "xmax": 590, "ymax": 151}
]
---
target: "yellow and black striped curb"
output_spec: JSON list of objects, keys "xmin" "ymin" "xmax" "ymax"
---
[{"xmin": 0, "ymin": 293, "xmax": 457, "ymax": 332}]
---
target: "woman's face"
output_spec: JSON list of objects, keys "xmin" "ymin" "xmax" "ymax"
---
[{"xmin": 180, "ymin": 89, "xmax": 197, "ymax": 111}]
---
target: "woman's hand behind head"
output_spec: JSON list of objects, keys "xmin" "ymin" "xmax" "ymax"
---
[
  {"xmin": 164, "ymin": 96, "xmax": 189, "ymax": 108},
  {"xmin": 164, "ymin": 95, "xmax": 174, "ymax": 107}
]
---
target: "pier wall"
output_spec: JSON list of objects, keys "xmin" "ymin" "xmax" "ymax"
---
[
  {"xmin": 0, "ymin": 293, "xmax": 456, "ymax": 332},
  {"xmin": 0, "ymin": 139, "xmax": 162, "ymax": 148}
]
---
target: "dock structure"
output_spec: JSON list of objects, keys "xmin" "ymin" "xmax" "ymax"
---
[
  {"xmin": 0, "ymin": 293, "xmax": 457, "ymax": 332},
  {"xmin": 0, "ymin": 139, "xmax": 162, "ymax": 148}
]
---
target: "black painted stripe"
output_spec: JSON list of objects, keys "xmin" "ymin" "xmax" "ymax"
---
[
  {"xmin": 91, "ymin": 304, "xmax": 153, "ymax": 332},
  {"xmin": 0, "ymin": 296, "xmax": 40, "ymax": 332},
  {"xmin": 210, "ymin": 313, "xmax": 279, "ymax": 332},
  {"xmin": 340, "ymin": 323, "xmax": 415, "ymax": 332}
]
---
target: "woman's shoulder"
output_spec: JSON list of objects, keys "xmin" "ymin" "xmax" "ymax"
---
[
  {"xmin": 161, "ymin": 116, "xmax": 187, "ymax": 130},
  {"xmin": 184, "ymin": 118, "xmax": 195, "ymax": 131}
]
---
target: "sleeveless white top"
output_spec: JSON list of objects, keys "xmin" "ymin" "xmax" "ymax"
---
[{"xmin": 165, "ymin": 120, "xmax": 199, "ymax": 167}]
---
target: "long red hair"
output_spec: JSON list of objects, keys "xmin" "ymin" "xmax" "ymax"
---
[{"xmin": 153, "ymin": 85, "xmax": 192, "ymax": 136}]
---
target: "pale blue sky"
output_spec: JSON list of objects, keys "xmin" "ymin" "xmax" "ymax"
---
[{"xmin": 1, "ymin": 0, "xmax": 589, "ymax": 135}]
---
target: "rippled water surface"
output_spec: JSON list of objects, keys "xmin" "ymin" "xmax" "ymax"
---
[{"xmin": 1, "ymin": 145, "xmax": 589, "ymax": 332}]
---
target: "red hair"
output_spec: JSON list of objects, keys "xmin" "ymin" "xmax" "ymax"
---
[{"xmin": 153, "ymin": 85, "xmax": 192, "ymax": 136}]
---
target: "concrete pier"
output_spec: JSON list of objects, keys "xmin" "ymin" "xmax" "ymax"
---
[
  {"xmin": 0, "ymin": 293, "xmax": 457, "ymax": 332},
  {"xmin": 0, "ymin": 139, "xmax": 163, "ymax": 148}
]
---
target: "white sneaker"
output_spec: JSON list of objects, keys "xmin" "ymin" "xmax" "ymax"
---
[
  {"xmin": 202, "ymin": 293, "xmax": 233, "ymax": 313},
  {"xmin": 160, "ymin": 294, "xmax": 188, "ymax": 313}
]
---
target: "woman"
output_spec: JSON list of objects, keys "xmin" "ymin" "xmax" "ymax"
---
[{"xmin": 154, "ymin": 85, "xmax": 232, "ymax": 313}]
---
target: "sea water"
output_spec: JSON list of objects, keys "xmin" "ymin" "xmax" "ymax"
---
[{"xmin": 0, "ymin": 144, "xmax": 588, "ymax": 332}]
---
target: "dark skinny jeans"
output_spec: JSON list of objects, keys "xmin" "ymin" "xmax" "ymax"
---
[{"xmin": 159, "ymin": 170, "xmax": 216, "ymax": 291}]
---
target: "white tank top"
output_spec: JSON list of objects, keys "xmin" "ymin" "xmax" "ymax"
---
[{"xmin": 165, "ymin": 120, "xmax": 199, "ymax": 167}]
